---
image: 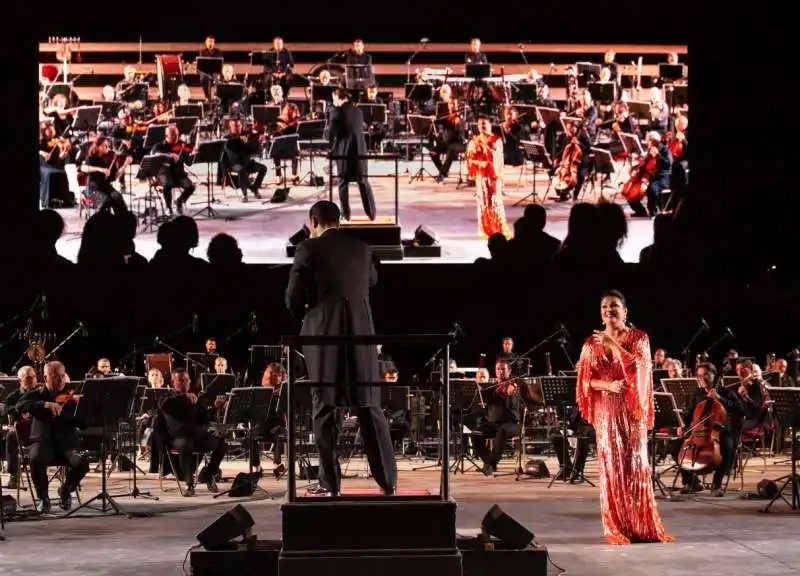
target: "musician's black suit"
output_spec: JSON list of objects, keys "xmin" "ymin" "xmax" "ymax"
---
[
  {"xmin": 285, "ymin": 228, "xmax": 396, "ymax": 494},
  {"xmin": 329, "ymin": 101, "xmax": 376, "ymax": 220}
]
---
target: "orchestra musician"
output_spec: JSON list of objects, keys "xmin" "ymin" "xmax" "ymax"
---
[
  {"xmin": 269, "ymin": 84, "xmax": 285, "ymax": 107},
  {"xmin": 603, "ymin": 50, "xmax": 619, "ymax": 84},
  {"xmin": 274, "ymin": 102, "xmax": 301, "ymax": 183},
  {"xmin": 647, "ymin": 87, "xmax": 670, "ymax": 135},
  {"xmin": 667, "ymin": 115, "xmax": 689, "ymax": 206},
  {"xmin": 669, "ymin": 362, "xmax": 742, "ymax": 496},
  {"xmin": 252, "ymin": 362, "xmax": 288, "ymax": 478},
  {"xmin": 735, "ymin": 359, "xmax": 766, "ymax": 435},
  {"xmin": 329, "ymin": 88, "xmax": 377, "ymax": 221},
  {"xmin": 81, "ymin": 135, "xmax": 129, "ymax": 214},
  {"xmin": 473, "ymin": 360, "xmax": 520, "ymax": 475},
  {"xmin": 667, "ymin": 52, "xmax": 680, "ymax": 65},
  {"xmin": 115, "ymin": 65, "xmax": 140, "ymax": 100},
  {"xmin": 268, "ymin": 36, "xmax": 295, "ymax": 97},
  {"xmin": 199, "ymin": 35, "xmax": 222, "ymax": 99},
  {"xmin": 42, "ymin": 93, "xmax": 74, "ymax": 136},
  {"xmin": 501, "ymin": 107, "xmax": 528, "ymax": 166},
  {"xmin": 16, "ymin": 361, "xmax": 90, "ymax": 513},
  {"xmin": 554, "ymin": 121, "xmax": 592, "ymax": 203},
  {"xmin": 152, "ymin": 125, "xmax": 197, "ymax": 215},
  {"xmin": 1, "ymin": 366, "xmax": 39, "ymax": 490},
  {"xmin": 158, "ymin": 368, "xmax": 228, "ymax": 496},
  {"xmin": 608, "ymin": 102, "xmax": 636, "ymax": 157},
  {"xmin": 346, "ymin": 38, "xmax": 373, "ymax": 67},
  {"xmin": 39, "ymin": 122, "xmax": 72, "ymax": 208},
  {"xmin": 87, "ymin": 357, "xmax": 113, "ymax": 378},
  {"xmin": 578, "ymin": 90, "xmax": 598, "ymax": 140},
  {"xmin": 360, "ymin": 86, "xmax": 388, "ymax": 150},
  {"xmin": 496, "ymin": 337, "xmax": 517, "ymax": 364},
  {"xmin": 223, "ymin": 118, "xmax": 266, "ymax": 201},
  {"xmin": 774, "ymin": 358, "xmax": 797, "ymax": 387},
  {"xmin": 430, "ymin": 85, "xmax": 465, "ymax": 183},
  {"xmin": 551, "ymin": 406, "xmax": 594, "ymax": 482},
  {"xmin": 221, "ymin": 64, "xmax": 236, "ymax": 82},
  {"xmin": 465, "ymin": 38, "xmax": 488, "ymax": 64},
  {"xmin": 627, "ymin": 131, "xmax": 671, "ymax": 218}
]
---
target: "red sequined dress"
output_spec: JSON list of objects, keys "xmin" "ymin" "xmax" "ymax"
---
[
  {"xmin": 466, "ymin": 133, "xmax": 511, "ymax": 240},
  {"xmin": 576, "ymin": 328, "xmax": 672, "ymax": 545}
]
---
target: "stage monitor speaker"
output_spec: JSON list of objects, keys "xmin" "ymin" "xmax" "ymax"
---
[
  {"xmin": 757, "ymin": 479, "xmax": 778, "ymax": 499},
  {"xmin": 481, "ymin": 505, "xmax": 534, "ymax": 550},
  {"xmin": 413, "ymin": 225, "xmax": 437, "ymax": 246},
  {"xmin": 197, "ymin": 504, "xmax": 255, "ymax": 550},
  {"xmin": 271, "ymin": 187, "xmax": 292, "ymax": 203},
  {"xmin": 288, "ymin": 225, "xmax": 310, "ymax": 246}
]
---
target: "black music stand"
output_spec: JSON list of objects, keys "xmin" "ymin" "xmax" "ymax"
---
[
  {"xmin": 297, "ymin": 119, "xmax": 327, "ymax": 188},
  {"xmin": 136, "ymin": 154, "xmax": 169, "ymax": 232},
  {"xmin": 513, "ymin": 83, "xmax": 538, "ymax": 103},
  {"xmin": 345, "ymin": 64, "xmax": 374, "ymax": 93},
  {"xmin": 311, "ymin": 84, "xmax": 337, "ymax": 105},
  {"xmin": 589, "ymin": 82, "xmax": 616, "ymax": 103},
  {"xmin": 651, "ymin": 391, "xmax": 684, "ymax": 498},
  {"xmin": 267, "ymin": 134, "xmax": 300, "ymax": 203},
  {"xmin": 450, "ymin": 379, "xmax": 483, "ymax": 474},
  {"xmin": 358, "ymin": 103, "xmax": 387, "ymax": 126},
  {"xmin": 465, "ymin": 63, "xmax": 491, "ymax": 79},
  {"xmin": 659, "ymin": 64, "xmax": 685, "ymax": 83},
  {"xmin": 200, "ymin": 373, "xmax": 237, "ymax": 397},
  {"xmin": 407, "ymin": 114, "xmax": 436, "ymax": 182},
  {"xmin": 405, "ymin": 83, "xmax": 434, "ymax": 103},
  {"xmin": 248, "ymin": 345, "xmax": 283, "ymax": 387},
  {"xmin": 111, "ymin": 377, "xmax": 158, "ymax": 502},
  {"xmin": 174, "ymin": 104, "xmax": 203, "ymax": 119},
  {"xmin": 660, "ymin": 378, "xmax": 697, "ymax": 411},
  {"xmin": 72, "ymin": 106, "xmax": 101, "ymax": 133},
  {"xmin": 514, "ymin": 140, "xmax": 553, "ymax": 206},
  {"xmin": 541, "ymin": 376, "xmax": 593, "ymax": 487},
  {"xmin": 586, "ymin": 147, "xmax": 616, "ymax": 198},
  {"xmin": 216, "ymin": 83, "xmax": 245, "ymax": 113},
  {"xmin": 214, "ymin": 387, "xmax": 277, "ymax": 499},
  {"xmin": 142, "ymin": 125, "xmax": 169, "ymax": 150},
  {"xmin": 196, "ymin": 57, "xmax": 224, "ymax": 96},
  {"xmin": 252, "ymin": 104, "xmax": 280, "ymax": 128},
  {"xmin": 191, "ymin": 139, "xmax": 227, "ymax": 219},
  {"xmin": 117, "ymin": 82, "xmax": 148, "ymax": 104},
  {"xmin": 65, "ymin": 377, "xmax": 138, "ymax": 517},
  {"xmin": 761, "ymin": 387, "xmax": 800, "ymax": 513}
]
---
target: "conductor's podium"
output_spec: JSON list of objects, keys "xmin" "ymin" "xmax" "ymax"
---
[
  {"xmin": 279, "ymin": 495, "xmax": 462, "ymax": 576},
  {"xmin": 285, "ymin": 216, "xmax": 404, "ymax": 261}
]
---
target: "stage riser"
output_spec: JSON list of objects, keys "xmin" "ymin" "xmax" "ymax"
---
[
  {"xmin": 286, "ymin": 224, "xmax": 404, "ymax": 261},
  {"xmin": 281, "ymin": 500, "xmax": 457, "ymax": 551},
  {"xmin": 280, "ymin": 551, "xmax": 462, "ymax": 576},
  {"xmin": 286, "ymin": 243, "xmax": 404, "ymax": 261}
]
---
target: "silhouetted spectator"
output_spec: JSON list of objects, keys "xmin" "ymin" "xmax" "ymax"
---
[
  {"xmin": 76, "ymin": 211, "xmax": 126, "ymax": 267},
  {"xmin": 596, "ymin": 200, "xmax": 627, "ymax": 267},
  {"xmin": 150, "ymin": 216, "xmax": 206, "ymax": 266},
  {"xmin": 207, "ymin": 233, "xmax": 243, "ymax": 265},
  {"xmin": 36, "ymin": 210, "xmax": 75, "ymax": 273},
  {"xmin": 552, "ymin": 203, "xmax": 600, "ymax": 268},
  {"xmin": 508, "ymin": 204, "xmax": 561, "ymax": 265},
  {"xmin": 639, "ymin": 213, "xmax": 674, "ymax": 265},
  {"xmin": 119, "ymin": 211, "xmax": 148, "ymax": 268},
  {"xmin": 475, "ymin": 233, "xmax": 510, "ymax": 265}
]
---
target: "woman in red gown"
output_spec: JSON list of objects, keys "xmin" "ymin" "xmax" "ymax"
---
[
  {"xmin": 576, "ymin": 289, "xmax": 672, "ymax": 545},
  {"xmin": 466, "ymin": 117, "xmax": 511, "ymax": 240}
]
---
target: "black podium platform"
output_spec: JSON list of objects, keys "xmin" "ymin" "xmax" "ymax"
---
[{"xmin": 286, "ymin": 216, "xmax": 403, "ymax": 260}]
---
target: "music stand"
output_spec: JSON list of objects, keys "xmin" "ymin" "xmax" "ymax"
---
[
  {"xmin": 586, "ymin": 147, "xmax": 615, "ymax": 197},
  {"xmin": 660, "ymin": 378, "xmax": 697, "ymax": 412},
  {"xmin": 465, "ymin": 63, "xmax": 491, "ymax": 79},
  {"xmin": 513, "ymin": 83, "xmax": 537, "ymax": 103},
  {"xmin": 142, "ymin": 125, "xmax": 169, "ymax": 150},
  {"xmin": 139, "ymin": 387, "xmax": 175, "ymax": 416},
  {"xmin": 117, "ymin": 82, "xmax": 148, "ymax": 104},
  {"xmin": 665, "ymin": 84, "xmax": 688, "ymax": 109},
  {"xmin": 407, "ymin": 114, "xmax": 436, "ymax": 182},
  {"xmin": 191, "ymin": 139, "xmax": 227, "ymax": 219},
  {"xmin": 514, "ymin": 140, "xmax": 552, "ymax": 205},
  {"xmin": 0, "ymin": 378, "xmax": 19, "ymax": 402},
  {"xmin": 199, "ymin": 373, "xmax": 237, "ymax": 397},
  {"xmin": 65, "ymin": 377, "xmax": 138, "ymax": 517},
  {"xmin": 171, "ymin": 116, "xmax": 199, "ymax": 140},
  {"xmin": 214, "ymin": 387, "xmax": 278, "ymax": 499},
  {"xmin": 618, "ymin": 132, "xmax": 644, "ymax": 167},
  {"xmin": 297, "ymin": 119, "xmax": 327, "ymax": 187},
  {"xmin": 651, "ymin": 391, "xmax": 684, "ymax": 498},
  {"xmin": 357, "ymin": 103, "xmax": 387, "ymax": 126},
  {"xmin": 311, "ymin": 84, "xmax": 337, "ymax": 104},
  {"xmin": 266, "ymin": 134, "xmax": 299, "ymax": 203},
  {"xmin": 93, "ymin": 100, "xmax": 124, "ymax": 120},
  {"xmin": 541, "ymin": 376, "xmax": 593, "ymax": 487},
  {"xmin": 659, "ymin": 64, "xmax": 685, "ymax": 83},
  {"xmin": 405, "ymin": 83, "xmax": 434, "ymax": 103},
  {"xmin": 136, "ymin": 153, "xmax": 169, "ymax": 231},
  {"xmin": 761, "ymin": 387, "xmax": 800, "ymax": 513},
  {"xmin": 174, "ymin": 104, "xmax": 203, "ymax": 119},
  {"xmin": 345, "ymin": 64, "xmax": 374, "ymax": 92},
  {"xmin": 72, "ymin": 106, "xmax": 101, "ymax": 133},
  {"xmin": 450, "ymin": 379, "xmax": 483, "ymax": 474},
  {"xmin": 588, "ymin": 82, "xmax": 615, "ymax": 103},
  {"xmin": 248, "ymin": 345, "xmax": 283, "ymax": 387},
  {"xmin": 252, "ymin": 104, "xmax": 280, "ymax": 128},
  {"xmin": 216, "ymin": 83, "xmax": 245, "ymax": 113}
]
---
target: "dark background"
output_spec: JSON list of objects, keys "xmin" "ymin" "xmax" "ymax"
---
[{"xmin": 1, "ymin": 2, "xmax": 797, "ymax": 380}]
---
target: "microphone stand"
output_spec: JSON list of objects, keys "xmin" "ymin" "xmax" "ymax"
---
[
  {"xmin": 557, "ymin": 337, "xmax": 576, "ymax": 370},
  {"xmin": 220, "ymin": 313, "xmax": 257, "ymax": 347},
  {"xmin": 118, "ymin": 320, "xmax": 194, "ymax": 373},
  {"xmin": 509, "ymin": 325, "xmax": 567, "ymax": 373},
  {"xmin": 681, "ymin": 321, "xmax": 709, "ymax": 374},
  {"xmin": 406, "ymin": 41, "xmax": 427, "ymax": 84},
  {"xmin": 43, "ymin": 323, "xmax": 84, "ymax": 362},
  {"xmin": 702, "ymin": 330, "xmax": 733, "ymax": 362},
  {"xmin": 518, "ymin": 43, "xmax": 528, "ymax": 65},
  {"xmin": 153, "ymin": 337, "xmax": 210, "ymax": 375}
]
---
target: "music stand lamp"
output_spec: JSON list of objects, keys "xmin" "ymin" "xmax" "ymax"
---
[
  {"xmin": 407, "ymin": 114, "xmax": 436, "ymax": 183},
  {"xmin": 449, "ymin": 379, "xmax": 483, "ymax": 474},
  {"xmin": 196, "ymin": 57, "xmax": 224, "ymax": 99},
  {"xmin": 297, "ymin": 119, "xmax": 327, "ymax": 188},
  {"xmin": 65, "ymin": 378, "xmax": 138, "ymax": 517},
  {"xmin": 761, "ymin": 387, "xmax": 800, "ymax": 513},
  {"xmin": 266, "ymin": 134, "xmax": 299, "ymax": 204},
  {"xmin": 213, "ymin": 387, "xmax": 277, "ymax": 499},
  {"xmin": 136, "ymin": 154, "xmax": 169, "ymax": 232},
  {"xmin": 541, "ymin": 376, "xmax": 594, "ymax": 488},
  {"xmin": 514, "ymin": 140, "xmax": 553, "ymax": 206},
  {"xmin": 651, "ymin": 391, "xmax": 684, "ymax": 499},
  {"xmin": 191, "ymin": 139, "xmax": 227, "ymax": 220}
]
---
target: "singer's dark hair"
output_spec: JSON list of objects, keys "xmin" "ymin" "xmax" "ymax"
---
[
  {"xmin": 600, "ymin": 289, "xmax": 626, "ymax": 307},
  {"xmin": 309, "ymin": 200, "xmax": 341, "ymax": 228}
]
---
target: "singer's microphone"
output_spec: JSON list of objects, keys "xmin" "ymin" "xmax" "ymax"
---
[
  {"xmin": 192, "ymin": 312, "xmax": 199, "ymax": 334},
  {"xmin": 420, "ymin": 37, "xmax": 429, "ymax": 44},
  {"xmin": 726, "ymin": 327, "xmax": 735, "ymax": 338},
  {"xmin": 251, "ymin": 312, "xmax": 258, "ymax": 333},
  {"xmin": 79, "ymin": 321, "xmax": 88, "ymax": 337},
  {"xmin": 41, "ymin": 295, "xmax": 49, "ymax": 321}
]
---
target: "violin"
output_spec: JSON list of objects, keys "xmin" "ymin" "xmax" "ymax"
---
[{"xmin": 677, "ymin": 384, "xmax": 727, "ymax": 475}]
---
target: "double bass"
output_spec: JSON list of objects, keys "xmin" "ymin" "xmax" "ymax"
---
[
  {"xmin": 677, "ymin": 386, "xmax": 727, "ymax": 475},
  {"xmin": 618, "ymin": 146, "xmax": 658, "ymax": 202}
]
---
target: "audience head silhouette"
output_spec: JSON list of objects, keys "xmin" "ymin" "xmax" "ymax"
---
[
  {"xmin": 207, "ymin": 233, "xmax": 243, "ymax": 265},
  {"xmin": 308, "ymin": 201, "xmax": 341, "ymax": 238}
]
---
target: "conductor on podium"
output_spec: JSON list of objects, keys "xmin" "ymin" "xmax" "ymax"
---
[
  {"xmin": 330, "ymin": 88, "xmax": 376, "ymax": 221},
  {"xmin": 286, "ymin": 200, "xmax": 396, "ymax": 496}
]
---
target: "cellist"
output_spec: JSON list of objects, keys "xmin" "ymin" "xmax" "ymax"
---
[
  {"xmin": 625, "ymin": 131, "xmax": 671, "ymax": 218},
  {"xmin": 669, "ymin": 362, "xmax": 743, "ymax": 496}
]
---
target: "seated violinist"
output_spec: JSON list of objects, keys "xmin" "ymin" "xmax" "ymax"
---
[
  {"xmin": 152, "ymin": 124, "xmax": 197, "ymax": 215},
  {"xmin": 253, "ymin": 362, "xmax": 288, "ymax": 478},
  {"xmin": 669, "ymin": 362, "xmax": 743, "ymax": 496},
  {"xmin": 430, "ymin": 84, "xmax": 465, "ymax": 183},
  {"xmin": 608, "ymin": 102, "xmax": 636, "ymax": 158},
  {"xmin": 81, "ymin": 135, "xmax": 129, "ymax": 214},
  {"xmin": 550, "ymin": 405, "xmax": 594, "ymax": 482},
  {"xmin": 735, "ymin": 359, "xmax": 766, "ymax": 435},
  {"xmin": 473, "ymin": 360, "xmax": 520, "ymax": 476},
  {"xmin": 223, "ymin": 118, "xmax": 266, "ymax": 201},
  {"xmin": 501, "ymin": 107, "xmax": 528, "ymax": 166},
  {"xmin": 158, "ymin": 368, "xmax": 227, "ymax": 496},
  {"xmin": 16, "ymin": 361, "xmax": 89, "ymax": 513},
  {"xmin": 38, "ymin": 122, "xmax": 72, "ymax": 208},
  {"xmin": 1, "ymin": 366, "xmax": 39, "ymax": 490}
]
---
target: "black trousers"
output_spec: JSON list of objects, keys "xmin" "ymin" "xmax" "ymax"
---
[
  {"xmin": 274, "ymin": 158, "xmax": 299, "ymax": 178},
  {"xmin": 170, "ymin": 433, "xmax": 226, "ymax": 485},
  {"xmin": 29, "ymin": 441, "xmax": 89, "ymax": 499},
  {"xmin": 339, "ymin": 179, "xmax": 376, "ymax": 221},
  {"xmin": 88, "ymin": 181, "xmax": 127, "ymax": 213},
  {"xmin": 430, "ymin": 143, "xmax": 463, "ymax": 177},
  {"xmin": 670, "ymin": 430, "xmax": 735, "ymax": 489},
  {"xmin": 250, "ymin": 418, "xmax": 285, "ymax": 468},
  {"xmin": 157, "ymin": 171, "xmax": 196, "ymax": 208},
  {"xmin": 314, "ymin": 405, "xmax": 396, "ymax": 493},
  {"xmin": 630, "ymin": 178, "xmax": 666, "ymax": 217},
  {"xmin": 231, "ymin": 161, "xmax": 267, "ymax": 195},
  {"xmin": 551, "ymin": 432, "xmax": 591, "ymax": 476},
  {"xmin": 4, "ymin": 429, "xmax": 19, "ymax": 477},
  {"xmin": 473, "ymin": 421, "xmax": 518, "ymax": 467}
]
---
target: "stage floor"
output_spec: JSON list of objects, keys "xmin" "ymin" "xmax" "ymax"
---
[
  {"xmin": 2, "ymin": 454, "xmax": 797, "ymax": 575},
  {"xmin": 53, "ymin": 158, "xmax": 654, "ymax": 264}
]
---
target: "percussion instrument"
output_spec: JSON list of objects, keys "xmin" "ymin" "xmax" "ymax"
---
[
  {"xmin": 40, "ymin": 64, "xmax": 59, "ymax": 83},
  {"xmin": 156, "ymin": 54, "xmax": 184, "ymax": 101}
]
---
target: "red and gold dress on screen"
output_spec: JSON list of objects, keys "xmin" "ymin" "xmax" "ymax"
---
[
  {"xmin": 466, "ymin": 118, "xmax": 511, "ymax": 240},
  {"xmin": 576, "ymin": 290, "xmax": 672, "ymax": 545}
]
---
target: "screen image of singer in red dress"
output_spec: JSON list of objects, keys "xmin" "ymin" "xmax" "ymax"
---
[
  {"xmin": 576, "ymin": 289, "xmax": 672, "ymax": 545},
  {"xmin": 467, "ymin": 117, "xmax": 511, "ymax": 240}
]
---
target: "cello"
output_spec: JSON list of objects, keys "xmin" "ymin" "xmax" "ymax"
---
[
  {"xmin": 552, "ymin": 127, "xmax": 583, "ymax": 194},
  {"xmin": 676, "ymin": 386, "xmax": 727, "ymax": 475},
  {"xmin": 618, "ymin": 144, "xmax": 659, "ymax": 202}
]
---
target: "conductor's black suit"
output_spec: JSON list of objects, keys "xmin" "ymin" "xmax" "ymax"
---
[
  {"xmin": 285, "ymin": 228, "xmax": 396, "ymax": 494},
  {"xmin": 329, "ymin": 101, "xmax": 376, "ymax": 221}
]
